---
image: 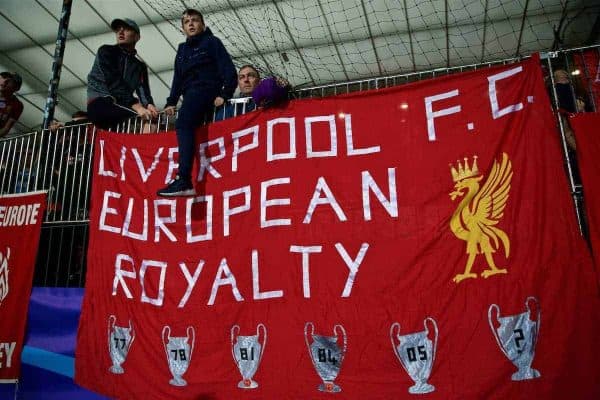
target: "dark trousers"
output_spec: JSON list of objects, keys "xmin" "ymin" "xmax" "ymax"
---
[
  {"xmin": 87, "ymin": 96, "xmax": 136, "ymax": 130},
  {"xmin": 175, "ymin": 88, "xmax": 218, "ymax": 181}
]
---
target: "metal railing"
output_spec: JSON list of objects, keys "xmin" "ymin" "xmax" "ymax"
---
[
  {"xmin": 295, "ymin": 55, "xmax": 527, "ymax": 99},
  {"xmin": 1, "ymin": 45, "xmax": 596, "ymax": 287}
]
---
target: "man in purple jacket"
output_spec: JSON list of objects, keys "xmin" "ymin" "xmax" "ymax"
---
[{"xmin": 158, "ymin": 8, "xmax": 237, "ymax": 197}]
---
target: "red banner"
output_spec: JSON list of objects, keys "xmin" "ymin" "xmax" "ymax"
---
[
  {"xmin": 76, "ymin": 56, "xmax": 600, "ymax": 399},
  {"xmin": 0, "ymin": 191, "xmax": 46, "ymax": 383},
  {"xmin": 571, "ymin": 113, "xmax": 600, "ymax": 274}
]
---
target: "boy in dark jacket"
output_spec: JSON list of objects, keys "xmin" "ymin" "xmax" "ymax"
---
[
  {"xmin": 158, "ymin": 8, "xmax": 237, "ymax": 196},
  {"xmin": 87, "ymin": 18, "xmax": 158, "ymax": 129}
]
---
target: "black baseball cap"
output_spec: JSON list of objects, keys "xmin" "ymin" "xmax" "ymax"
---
[{"xmin": 111, "ymin": 18, "xmax": 140, "ymax": 34}]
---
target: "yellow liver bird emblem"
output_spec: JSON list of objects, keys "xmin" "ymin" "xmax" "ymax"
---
[{"xmin": 449, "ymin": 153, "xmax": 512, "ymax": 284}]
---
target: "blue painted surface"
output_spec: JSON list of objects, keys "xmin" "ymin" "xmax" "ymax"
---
[
  {"xmin": 0, "ymin": 287, "xmax": 108, "ymax": 400},
  {"xmin": 21, "ymin": 346, "xmax": 74, "ymax": 378}
]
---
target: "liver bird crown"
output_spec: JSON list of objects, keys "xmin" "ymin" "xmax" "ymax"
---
[{"xmin": 450, "ymin": 156, "xmax": 479, "ymax": 182}]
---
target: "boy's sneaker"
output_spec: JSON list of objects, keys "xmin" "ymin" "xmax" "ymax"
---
[{"xmin": 157, "ymin": 176, "xmax": 196, "ymax": 197}]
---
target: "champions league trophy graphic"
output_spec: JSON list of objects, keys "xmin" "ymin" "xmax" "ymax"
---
[
  {"xmin": 107, "ymin": 315, "xmax": 135, "ymax": 374},
  {"xmin": 162, "ymin": 325, "xmax": 195, "ymax": 386},
  {"xmin": 304, "ymin": 322, "xmax": 347, "ymax": 393},
  {"xmin": 488, "ymin": 296, "xmax": 541, "ymax": 381},
  {"xmin": 0, "ymin": 247, "xmax": 10, "ymax": 305},
  {"xmin": 390, "ymin": 317, "xmax": 438, "ymax": 394},
  {"xmin": 231, "ymin": 323, "xmax": 267, "ymax": 389}
]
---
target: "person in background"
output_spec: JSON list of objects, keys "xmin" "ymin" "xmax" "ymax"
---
[
  {"xmin": 214, "ymin": 65, "xmax": 259, "ymax": 121},
  {"xmin": 0, "ymin": 71, "xmax": 24, "ymax": 138},
  {"xmin": 158, "ymin": 8, "xmax": 237, "ymax": 197},
  {"xmin": 214, "ymin": 65, "xmax": 291, "ymax": 121},
  {"xmin": 552, "ymin": 69, "xmax": 587, "ymax": 151},
  {"xmin": 87, "ymin": 18, "xmax": 158, "ymax": 130}
]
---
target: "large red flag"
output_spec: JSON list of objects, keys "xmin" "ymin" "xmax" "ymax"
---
[
  {"xmin": 0, "ymin": 191, "xmax": 46, "ymax": 383},
  {"xmin": 76, "ymin": 56, "xmax": 600, "ymax": 399}
]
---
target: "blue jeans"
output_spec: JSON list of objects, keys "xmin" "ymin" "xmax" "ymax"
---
[{"xmin": 175, "ymin": 87, "xmax": 218, "ymax": 181}]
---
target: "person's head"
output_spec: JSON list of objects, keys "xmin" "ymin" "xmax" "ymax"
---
[
  {"xmin": 553, "ymin": 69, "xmax": 570, "ymax": 84},
  {"xmin": 0, "ymin": 71, "xmax": 22, "ymax": 95},
  {"xmin": 238, "ymin": 65, "xmax": 260, "ymax": 96},
  {"xmin": 111, "ymin": 18, "xmax": 140, "ymax": 49},
  {"xmin": 71, "ymin": 110, "xmax": 88, "ymax": 121},
  {"xmin": 181, "ymin": 9, "xmax": 205, "ymax": 38}
]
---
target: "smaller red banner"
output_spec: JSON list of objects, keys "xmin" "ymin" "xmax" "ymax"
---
[{"xmin": 0, "ymin": 191, "xmax": 46, "ymax": 383}]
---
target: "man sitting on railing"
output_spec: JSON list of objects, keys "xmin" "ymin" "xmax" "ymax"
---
[
  {"xmin": 86, "ymin": 18, "xmax": 158, "ymax": 130},
  {"xmin": 0, "ymin": 71, "xmax": 23, "ymax": 138}
]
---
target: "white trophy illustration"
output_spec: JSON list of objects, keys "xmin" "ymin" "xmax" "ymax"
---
[
  {"xmin": 162, "ymin": 325, "xmax": 195, "ymax": 386},
  {"xmin": 390, "ymin": 317, "xmax": 438, "ymax": 394},
  {"xmin": 107, "ymin": 315, "xmax": 135, "ymax": 374},
  {"xmin": 304, "ymin": 322, "xmax": 347, "ymax": 393},
  {"xmin": 0, "ymin": 247, "xmax": 10, "ymax": 305},
  {"xmin": 231, "ymin": 323, "xmax": 267, "ymax": 389},
  {"xmin": 488, "ymin": 296, "xmax": 541, "ymax": 381}
]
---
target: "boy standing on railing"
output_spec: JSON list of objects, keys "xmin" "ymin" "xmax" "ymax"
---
[
  {"xmin": 158, "ymin": 8, "xmax": 237, "ymax": 197},
  {"xmin": 87, "ymin": 18, "xmax": 158, "ymax": 130}
]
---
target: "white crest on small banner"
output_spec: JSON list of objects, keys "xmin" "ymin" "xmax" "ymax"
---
[{"xmin": 0, "ymin": 247, "xmax": 11, "ymax": 306}]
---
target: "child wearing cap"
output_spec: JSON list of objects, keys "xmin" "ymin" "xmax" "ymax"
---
[{"xmin": 86, "ymin": 17, "xmax": 158, "ymax": 130}]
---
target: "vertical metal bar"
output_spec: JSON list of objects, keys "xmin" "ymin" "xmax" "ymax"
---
[
  {"xmin": 562, "ymin": 53, "xmax": 579, "ymax": 112},
  {"xmin": 10, "ymin": 140, "xmax": 20, "ymax": 192},
  {"xmin": 515, "ymin": 0, "xmax": 530, "ymax": 57},
  {"xmin": 444, "ymin": 0, "xmax": 450, "ymax": 67},
  {"xmin": 480, "ymin": 0, "xmax": 489, "ymax": 62},
  {"xmin": 33, "ymin": 131, "xmax": 42, "ymax": 191},
  {"xmin": 42, "ymin": 129, "xmax": 53, "ymax": 221},
  {"xmin": 57, "ymin": 126, "xmax": 67, "ymax": 221},
  {"xmin": 546, "ymin": 56, "xmax": 586, "ymax": 236},
  {"xmin": 73, "ymin": 124, "xmax": 84, "ymax": 220},
  {"xmin": 25, "ymin": 134, "xmax": 33, "ymax": 191},
  {"xmin": 0, "ymin": 141, "xmax": 7, "ymax": 193},
  {"xmin": 82, "ymin": 126, "xmax": 96, "ymax": 216},
  {"xmin": 66, "ymin": 125, "xmax": 76, "ymax": 220},
  {"xmin": 42, "ymin": 0, "xmax": 73, "ymax": 130}
]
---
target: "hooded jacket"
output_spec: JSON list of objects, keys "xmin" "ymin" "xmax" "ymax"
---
[
  {"xmin": 87, "ymin": 44, "xmax": 154, "ymax": 107},
  {"xmin": 165, "ymin": 27, "xmax": 237, "ymax": 107}
]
